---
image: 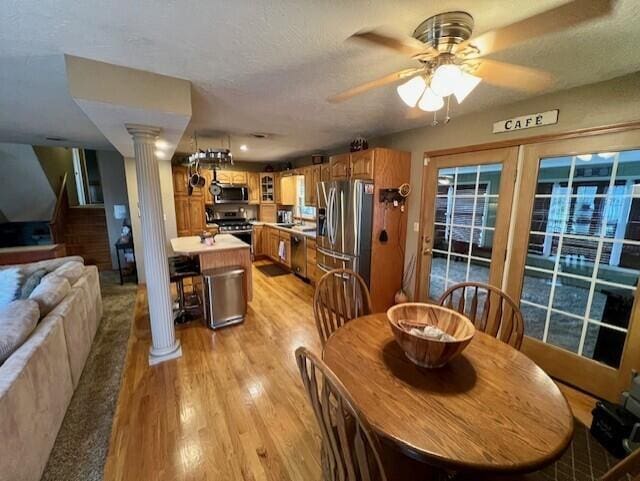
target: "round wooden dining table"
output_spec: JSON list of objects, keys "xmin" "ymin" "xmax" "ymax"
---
[{"xmin": 322, "ymin": 314, "xmax": 575, "ymax": 474}]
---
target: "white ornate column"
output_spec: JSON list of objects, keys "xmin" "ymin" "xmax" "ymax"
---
[{"xmin": 126, "ymin": 124, "xmax": 182, "ymax": 365}]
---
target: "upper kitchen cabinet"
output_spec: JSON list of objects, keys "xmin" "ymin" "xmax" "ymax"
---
[
  {"xmin": 247, "ymin": 172, "xmax": 260, "ymax": 204},
  {"xmin": 172, "ymin": 165, "xmax": 202, "ymax": 196},
  {"xmin": 202, "ymin": 169, "xmax": 213, "ymax": 204},
  {"xmin": 350, "ymin": 149, "xmax": 374, "ymax": 180},
  {"xmin": 328, "ymin": 150, "xmax": 376, "ymax": 181},
  {"xmin": 274, "ymin": 172, "xmax": 282, "ymax": 204},
  {"xmin": 320, "ymin": 163, "xmax": 330, "ymax": 182},
  {"xmin": 216, "ymin": 170, "xmax": 247, "ymax": 185},
  {"xmin": 280, "ymin": 174, "xmax": 297, "ymax": 206},
  {"xmin": 329, "ymin": 153, "xmax": 350, "ymax": 180},
  {"xmin": 304, "ymin": 165, "xmax": 320, "ymax": 206},
  {"xmin": 260, "ymin": 173, "xmax": 275, "ymax": 203}
]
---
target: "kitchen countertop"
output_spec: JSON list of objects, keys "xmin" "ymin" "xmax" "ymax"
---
[
  {"xmin": 251, "ymin": 221, "xmax": 317, "ymax": 239},
  {"xmin": 170, "ymin": 234, "xmax": 250, "ymax": 255}
]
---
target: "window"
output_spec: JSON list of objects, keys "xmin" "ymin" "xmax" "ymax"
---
[{"xmin": 295, "ymin": 176, "xmax": 316, "ymax": 219}]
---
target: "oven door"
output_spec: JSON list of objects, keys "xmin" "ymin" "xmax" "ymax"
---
[
  {"xmin": 215, "ymin": 185, "xmax": 249, "ymax": 203},
  {"xmin": 229, "ymin": 231, "xmax": 253, "ymax": 254}
]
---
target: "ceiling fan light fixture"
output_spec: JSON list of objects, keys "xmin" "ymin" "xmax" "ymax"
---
[
  {"xmin": 397, "ymin": 75, "xmax": 427, "ymax": 107},
  {"xmin": 417, "ymin": 87, "xmax": 444, "ymax": 112},
  {"xmin": 430, "ymin": 64, "xmax": 462, "ymax": 97},
  {"xmin": 453, "ymin": 71, "xmax": 482, "ymax": 104}
]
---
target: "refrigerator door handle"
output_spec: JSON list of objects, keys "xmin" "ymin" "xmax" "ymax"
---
[
  {"xmin": 317, "ymin": 246, "xmax": 353, "ymax": 262},
  {"xmin": 330, "ymin": 187, "xmax": 339, "ymax": 246},
  {"xmin": 327, "ymin": 187, "xmax": 336, "ymax": 245},
  {"xmin": 317, "ymin": 262, "xmax": 332, "ymax": 273}
]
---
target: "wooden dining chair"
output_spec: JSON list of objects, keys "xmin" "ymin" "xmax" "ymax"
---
[
  {"xmin": 600, "ymin": 447, "xmax": 640, "ymax": 481},
  {"xmin": 314, "ymin": 269, "xmax": 373, "ymax": 346},
  {"xmin": 296, "ymin": 346, "xmax": 387, "ymax": 481},
  {"xmin": 438, "ymin": 282, "xmax": 525, "ymax": 350}
]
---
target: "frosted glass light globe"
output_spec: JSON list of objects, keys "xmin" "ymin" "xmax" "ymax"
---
[{"xmin": 430, "ymin": 64, "xmax": 462, "ymax": 97}]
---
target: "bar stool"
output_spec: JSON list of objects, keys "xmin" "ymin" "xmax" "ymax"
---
[{"xmin": 168, "ymin": 255, "xmax": 201, "ymax": 324}]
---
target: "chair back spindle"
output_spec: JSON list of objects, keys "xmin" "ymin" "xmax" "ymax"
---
[
  {"xmin": 438, "ymin": 282, "xmax": 525, "ymax": 350},
  {"xmin": 296, "ymin": 347, "xmax": 387, "ymax": 481},
  {"xmin": 314, "ymin": 269, "xmax": 372, "ymax": 345}
]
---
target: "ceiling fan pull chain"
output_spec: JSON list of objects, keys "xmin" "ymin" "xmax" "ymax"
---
[
  {"xmin": 445, "ymin": 96, "xmax": 451, "ymax": 124},
  {"xmin": 432, "ymin": 111, "xmax": 439, "ymax": 127}
]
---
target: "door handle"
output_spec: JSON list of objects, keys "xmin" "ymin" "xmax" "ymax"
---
[{"xmin": 422, "ymin": 235, "xmax": 432, "ymax": 256}]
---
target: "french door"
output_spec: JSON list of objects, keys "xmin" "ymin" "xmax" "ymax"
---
[
  {"xmin": 506, "ymin": 130, "xmax": 640, "ymax": 401},
  {"xmin": 417, "ymin": 147, "xmax": 518, "ymax": 302}
]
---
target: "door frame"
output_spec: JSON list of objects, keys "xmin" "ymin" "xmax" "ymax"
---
[
  {"xmin": 505, "ymin": 128, "xmax": 640, "ymax": 401},
  {"xmin": 416, "ymin": 146, "xmax": 519, "ymax": 301}
]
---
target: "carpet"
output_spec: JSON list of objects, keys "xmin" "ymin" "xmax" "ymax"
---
[
  {"xmin": 40, "ymin": 271, "xmax": 137, "ymax": 481},
  {"xmin": 257, "ymin": 263, "xmax": 290, "ymax": 277}
]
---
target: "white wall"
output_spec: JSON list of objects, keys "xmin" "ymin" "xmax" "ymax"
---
[
  {"xmin": 97, "ymin": 150, "xmax": 129, "ymax": 269},
  {"xmin": 0, "ymin": 143, "xmax": 56, "ymax": 222},
  {"xmin": 371, "ymin": 72, "xmax": 640, "ymax": 297},
  {"xmin": 124, "ymin": 156, "xmax": 178, "ymax": 283}
]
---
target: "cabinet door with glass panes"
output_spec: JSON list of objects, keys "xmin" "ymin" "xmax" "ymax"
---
[
  {"xmin": 260, "ymin": 173, "xmax": 275, "ymax": 204},
  {"xmin": 507, "ymin": 130, "xmax": 640, "ymax": 401}
]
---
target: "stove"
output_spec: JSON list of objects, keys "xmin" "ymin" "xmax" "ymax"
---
[
  {"xmin": 206, "ymin": 210, "xmax": 254, "ymax": 251},
  {"xmin": 215, "ymin": 219, "xmax": 253, "ymax": 233}
]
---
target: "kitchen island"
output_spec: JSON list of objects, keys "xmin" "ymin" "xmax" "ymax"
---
[{"xmin": 170, "ymin": 234, "xmax": 253, "ymax": 301}]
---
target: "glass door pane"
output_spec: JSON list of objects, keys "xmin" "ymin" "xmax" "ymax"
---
[
  {"xmin": 418, "ymin": 147, "xmax": 518, "ymax": 302},
  {"xmin": 519, "ymin": 150, "xmax": 640, "ymax": 368}
]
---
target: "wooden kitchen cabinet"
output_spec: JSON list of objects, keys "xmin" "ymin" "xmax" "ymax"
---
[
  {"xmin": 253, "ymin": 225, "xmax": 263, "ymax": 256},
  {"xmin": 247, "ymin": 172, "xmax": 260, "ymax": 204},
  {"xmin": 274, "ymin": 172, "xmax": 282, "ymax": 204},
  {"xmin": 259, "ymin": 204, "xmax": 277, "ymax": 223},
  {"xmin": 320, "ymin": 163, "xmax": 330, "ymax": 182},
  {"xmin": 350, "ymin": 150, "xmax": 375, "ymax": 180},
  {"xmin": 188, "ymin": 198, "xmax": 205, "ymax": 234},
  {"xmin": 260, "ymin": 173, "xmax": 275, "ymax": 203},
  {"xmin": 215, "ymin": 170, "xmax": 246, "ymax": 184},
  {"xmin": 172, "ymin": 166, "xmax": 189, "ymax": 195},
  {"xmin": 268, "ymin": 230, "xmax": 280, "ymax": 261},
  {"xmin": 175, "ymin": 196, "xmax": 191, "ymax": 237},
  {"xmin": 304, "ymin": 165, "xmax": 320, "ymax": 206},
  {"xmin": 329, "ymin": 153, "xmax": 350, "ymax": 180},
  {"xmin": 278, "ymin": 231, "xmax": 291, "ymax": 268},
  {"xmin": 306, "ymin": 238, "xmax": 317, "ymax": 284},
  {"xmin": 280, "ymin": 174, "xmax": 297, "ymax": 206},
  {"xmin": 202, "ymin": 169, "xmax": 213, "ymax": 204}
]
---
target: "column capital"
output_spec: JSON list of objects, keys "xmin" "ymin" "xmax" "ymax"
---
[{"xmin": 126, "ymin": 123, "xmax": 161, "ymax": 140}]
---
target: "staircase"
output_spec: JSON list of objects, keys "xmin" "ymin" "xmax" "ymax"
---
[{"xmin": 64, "ymin": 206, "xmax": 112, "ymax": 270}]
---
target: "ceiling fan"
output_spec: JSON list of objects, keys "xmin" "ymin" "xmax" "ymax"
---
[{"xmin": 328, "ymin": 1, "xmax": 615, "ymax": 120}]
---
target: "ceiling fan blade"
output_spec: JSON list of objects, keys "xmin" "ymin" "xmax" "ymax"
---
[
  {"xmin": 472, "ymin": 59, "xmax": 554, "ymax": 92},
  {"xmin": 349, "ymin": 29, "xmax": 439, "ymax": 59},
  {"xmin": 327, "ymin": 67, "xmax": 423, "ymax": 103},
  {"xmin": 457, "ymin": 0, "xmax": 616, "ymax": 57}
]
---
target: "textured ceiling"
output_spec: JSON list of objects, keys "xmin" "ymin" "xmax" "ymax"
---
[{"xmin": 1, "ymin": 0, "xmax": 640, "ymax": 161}]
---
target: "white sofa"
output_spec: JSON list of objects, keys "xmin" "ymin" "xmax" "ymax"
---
[{"xmin": 0, "ymin": 256, "xmax": 102, "ymax": 481}]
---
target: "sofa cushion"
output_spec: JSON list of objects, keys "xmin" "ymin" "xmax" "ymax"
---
[
  {"xmin": 0, "ymin": 256, "xmax": 85, "ymax": 277},
  {"xmin": 29, "ymin": 275, "xmax": 71, "ymax": 317},
  {"xmin": 50, "ymin": 289, "xmax": 91, "ymax": 388},
  {"xmin": 52, "ymin": 261, "xmax": 84, "ymax": 285},
  {"xmin": 0, "ymin": 300, "xmax": 40, "ymax": 363},
  {"xmin": 19, "ymin": 268, "xmax": 47, "ymax": 300},
  {"xmin": 0, "ymin": 313, "xmax": 74, "ymax": 481},
  {"xmin": 0, "ymin": 267, "xmax": 22, "ymax": 308}
]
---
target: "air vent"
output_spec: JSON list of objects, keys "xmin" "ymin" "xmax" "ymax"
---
[
  {"xmin": 250, "ymin": 132, "xmax": 269, "ymax": 139},
  {"xmin": 45, "ymin": 136, "xmax": 68, "ymax": 142}
]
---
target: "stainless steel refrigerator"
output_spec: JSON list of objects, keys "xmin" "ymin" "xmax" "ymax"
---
[{"xmin": 316, "ymin": 179, "xmax": 374, "ymax": 286}]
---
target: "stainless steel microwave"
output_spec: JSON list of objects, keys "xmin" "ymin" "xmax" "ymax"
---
[{"xmin": 213, "ymin": 184, "xmax": 249, "ymax": 204}]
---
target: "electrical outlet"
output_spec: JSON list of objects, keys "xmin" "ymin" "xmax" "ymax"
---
[{"xmin": 413, "ymin": 222, "xmax": 420, "ymax": 232}]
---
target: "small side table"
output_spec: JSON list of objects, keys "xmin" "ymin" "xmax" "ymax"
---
[{"xmin": 115, "ymin": 239, "xmax": 138, "ymax": 285}]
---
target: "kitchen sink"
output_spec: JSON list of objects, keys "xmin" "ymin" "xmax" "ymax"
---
[{"xmin": 276, "ymin": 223, "xmax": 295, "ymax": 228}]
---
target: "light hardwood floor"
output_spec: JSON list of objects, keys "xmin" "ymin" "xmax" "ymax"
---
[{"xmin": 103, "ymin": 260, "xmax": 597, "ymax": 481}]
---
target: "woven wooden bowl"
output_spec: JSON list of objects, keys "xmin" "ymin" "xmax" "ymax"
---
[{"xmin": 387, "ymin": 303, "xmax": 475, "ymax": 368}]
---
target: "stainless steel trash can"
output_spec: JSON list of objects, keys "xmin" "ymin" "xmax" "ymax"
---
[{"xmin": 201, "ymin": 266, "xmax": 246, "ymax": 329}]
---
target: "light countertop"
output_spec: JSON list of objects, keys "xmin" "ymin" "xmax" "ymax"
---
[
  {"xmin": 170, "ymin": 234, "xmax": 250, "ymax": 255},
  {"xmin": 252, "ymin": 222, "xmax": 317, "ymax": 239}
]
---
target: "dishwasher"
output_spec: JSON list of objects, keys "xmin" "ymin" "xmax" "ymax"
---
[{"xmin": 291, "ymin": 233, "xmax": 307, "ymax": 279}]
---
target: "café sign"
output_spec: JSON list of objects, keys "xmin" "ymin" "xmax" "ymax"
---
[{"xmin": 493, "ymin": 109, "xmax": 559, "ymax": 134}]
